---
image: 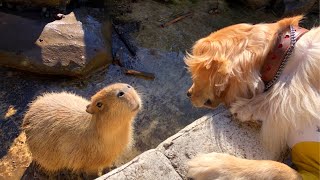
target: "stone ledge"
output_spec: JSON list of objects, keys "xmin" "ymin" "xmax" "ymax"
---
[
  {"xmin": 97, "ymin": 149, "xmax": 182, "ymax": 180},
  {"xmin": 156, "ymin": 105, "xmax": 275, "ymax": 179},
  {"xmin": 98, "ymin": 105, "xmax": 281, "ymax": 180}
]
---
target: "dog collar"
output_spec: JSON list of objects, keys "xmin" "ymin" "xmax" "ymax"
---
[{"xmin": 261, "ymin": 25, "xmax": 309, "ymax": 92}]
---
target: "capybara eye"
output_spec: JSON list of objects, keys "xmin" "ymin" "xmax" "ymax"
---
[
  {"xmin": 127, "ymin": 85, "xmax": 131, "ymax": 88},
  {"xmin": 117, "ymin": 91, "xmax": 125, "ymax": 97},
  {"xmin": 96, "ymin": 102, "xmax": 103, "ymax": 108}
]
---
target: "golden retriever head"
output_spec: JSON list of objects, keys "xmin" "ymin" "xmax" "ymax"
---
[{"xmin": 185, "ymin": 16, "xmax": 302, "ymax": 108}]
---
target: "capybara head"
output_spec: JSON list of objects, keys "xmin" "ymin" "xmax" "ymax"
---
[
  {"xmin": 86, "ymin": 83, "xmax": 142, "ymax": 115},
  {"xmin": 185, "ymin": 16, "xmax": 303, "ymax": 108}
]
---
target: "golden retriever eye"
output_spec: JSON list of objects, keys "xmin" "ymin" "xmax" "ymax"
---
[{"xmin": 96, "ymin": 102, "xmax": 103, "ymax": 108}]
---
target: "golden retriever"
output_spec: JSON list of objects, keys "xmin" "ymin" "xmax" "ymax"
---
[{"xmin": 185, "ymin": 16, "xmax": 320, "ymax": 179}]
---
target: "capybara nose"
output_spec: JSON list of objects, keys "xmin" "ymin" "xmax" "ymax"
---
[{"xmin": 187, "ymin": 91, "xmax": 192, "ymax": 98}]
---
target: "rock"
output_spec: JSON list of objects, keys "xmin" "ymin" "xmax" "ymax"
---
[
  {"xmin": 272, "ymin": 0, "xmax": 317, "ymax": 17},
  {"xmin": 0, "ymin": 9, "xmax": 112, "ymax": 77},
  {"xmin": 0, "ymin": 133, "xmax": 31, "ymax": 180},
  {"xmin": 97, "ymin": 149, "xmax": 182, "ymax": 180},
  {"xmin": 98, "ymin": 106, "xmax": 285, "ymax": 179},
  {"xmin": 156, "ymin": 105, "xmax": 278, "ymax": 178}
]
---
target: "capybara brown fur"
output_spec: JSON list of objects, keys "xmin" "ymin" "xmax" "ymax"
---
[{"xmin": 22, "ymin": 83, "xmax": 142, "ymax": 174}]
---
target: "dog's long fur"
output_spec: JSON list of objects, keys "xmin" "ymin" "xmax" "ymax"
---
[{"xmin": 185, "ymin": 16, "xmax": 320, "ymax": 179}]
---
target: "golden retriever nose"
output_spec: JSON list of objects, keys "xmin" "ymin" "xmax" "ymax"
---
[{"xmin": 187, "ymin": 91, "xmax": 192, "ymax": 98}]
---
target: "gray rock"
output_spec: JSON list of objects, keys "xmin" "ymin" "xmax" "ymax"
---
[
  {"xmin": 0, "ymin": 9, "xmax": 112, "ymax": 77},
  {"xmin": 97, "ymin": 149, "xmax": 182, "ymax": 180},
  {"xmin": 98, "ymin": 106, "xmax": 283, "ymax": 179},
  {"xmin": 156, "ymin": 105, "xmax": 277, "ymax": 179}
]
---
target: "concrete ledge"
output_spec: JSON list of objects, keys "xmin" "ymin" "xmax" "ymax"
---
[
  {"xmin": 98, "ymin": 149, "xmax": 182, "ymax": 180},
  {"xmin": 98, "ymin": 106, "xmax": 280, "ymax": 180},
  {"xmin": 156, "ymin": 105, "xmax": 274, "ymax": 178}
]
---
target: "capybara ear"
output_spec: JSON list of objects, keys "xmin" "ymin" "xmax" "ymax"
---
[{"xmin": 86, "ymin": 104, "xmax": 94, "ymax": 114}]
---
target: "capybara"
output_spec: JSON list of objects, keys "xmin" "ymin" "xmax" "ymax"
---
[{"xmin": 23, "ymin": 83, "xmax": 142, "ymax": 174}]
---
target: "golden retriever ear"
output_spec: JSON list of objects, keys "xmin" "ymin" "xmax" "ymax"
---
[
  {"xmin": 276, "ymin": 15, "xmax": 303, "ymax": 28},
  {"xmin": 192, "ymin": 39, "xmax": 211, "ymax": 55},
  {"xmin": 192, "ymin": 39, "xmax": 220, "ymax": 70},
  {"xmin": 211, "ymin": 59, "xmax": 231, "ymax": 96},
  {"xmin": 204, "ymin": 61, "xmax": 212, "ymax": 70}
]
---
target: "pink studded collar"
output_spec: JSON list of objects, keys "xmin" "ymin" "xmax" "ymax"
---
[{"xmin": 261, "ymin": 25, "xmax": 309, "ymax": 91}]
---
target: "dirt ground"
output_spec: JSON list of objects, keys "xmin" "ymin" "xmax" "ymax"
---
[
  {"xmin": 110, "ymin": 0, "xmax": 318, "ymax": 51},
  {"xmin": 0, "ymin": 0, "xmax": 318, "ymax": 179}
]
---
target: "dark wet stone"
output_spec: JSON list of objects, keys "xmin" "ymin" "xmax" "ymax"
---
[{"xmin": 0, "ymin": 8, "xmax": 112, "ymax": 77}]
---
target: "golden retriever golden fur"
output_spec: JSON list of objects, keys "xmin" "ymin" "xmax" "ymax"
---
[{"xmin": 185, "ymin": 16, "xmax": 320, "ymax": 179}]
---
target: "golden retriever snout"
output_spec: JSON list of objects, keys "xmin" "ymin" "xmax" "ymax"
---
[{"xmin": 187, "ymin": 90, "xmax": 192, "ymax": 98}]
